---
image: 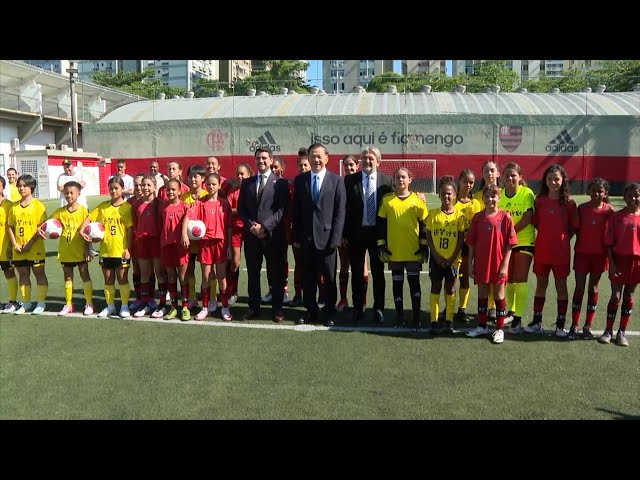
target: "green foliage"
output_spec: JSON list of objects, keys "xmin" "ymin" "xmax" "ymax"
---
[
  {"xmin": 89, "ymin": 67, "xmax": 187, "ymax": 99},
  {"xmin": 588, "ymin": 60, "xmax": 640, "ymax": 92},
  {"xmin": 465, "ymin": 60, "xmax": 520, "ymax": 92}
]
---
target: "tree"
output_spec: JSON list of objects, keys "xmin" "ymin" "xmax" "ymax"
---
[
  {"xmin": 587, "ymin": 60, "xmax": 640, "ymax": 92},
  {"xmin": 465, "ymin": 60, "xmax": 520, "ymax": 93},
  {"xmin": 89, "ymin": 67, "xmax": 187, "ymax": 99}
]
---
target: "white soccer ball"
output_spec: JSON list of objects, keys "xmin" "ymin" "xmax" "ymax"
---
[
  {"xmin": 187, "ymin": 219, "xmax": 206, "ymax": 241},
  {"xmin": 42, "ymin": 218, "xmax": 63, "ymax": 239},
  {"xmin": 83, "ymin": 221, "xmax": 105, "ymax": 242}
]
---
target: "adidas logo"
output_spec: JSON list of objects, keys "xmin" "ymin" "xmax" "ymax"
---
[
  {"xmin": 546, "ymin": 130, "xmax": 579, "ymax": 153},
  {"xmin": 247, "ymin": 130, "xmax": 281, "ymax": 153}
]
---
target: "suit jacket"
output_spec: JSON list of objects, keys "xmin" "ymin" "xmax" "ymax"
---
[
  {"xmin": 343, "ymin": 171, "xmax": 393, "ymax": 241},
  {"xmin": 238, "ymin": 172, "xmax": 289, "ymax": 239},
  {"xmin": 292, "ymin": 170, "xmax": 346, "ymax": 250}
]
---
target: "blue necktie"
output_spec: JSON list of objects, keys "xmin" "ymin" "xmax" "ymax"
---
[
  {"xmin": 312, "ymin": 174, "xmax": 319, "ymax": 204},
  {"xmin": 366, "ymin": 175, "xmax": 376, "ymax": 225}
]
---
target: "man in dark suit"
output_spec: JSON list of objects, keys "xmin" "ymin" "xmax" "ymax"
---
[
  {"xmin": 238, "ymin": 147, "xmax": 290, "ymax": 323},
  {"xmin": 343, "ymin": 146, "xmax": 393, "ymax": 325},
  {"xmin": 292, "ymin": 143, "xmax": 346, "ymax": 327}
]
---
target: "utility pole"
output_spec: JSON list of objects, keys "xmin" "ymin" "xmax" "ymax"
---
[{"xmin": 66, "ymin": 60, "xmax": 79, "ymax": 151}]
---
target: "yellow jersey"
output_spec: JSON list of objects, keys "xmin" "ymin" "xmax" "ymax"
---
[
  {"xmin": 378, "ymin": 192, "xmax": 429, "ymax": 262},
  {"xmin": 8, "ymin": 199, "xmax": 47, "ymax": 262},
  {"xmin": 9, "ymin": 184, "xmax": 20, "ymax": 202},
  {"xmin": 89, "ymin": 201, "xmax": 134, "ymax": 258},
  {"xmin": 181, "ymin": 190, "xmax": 207, "ymax": 253},
  {"xmin": 0, "ymin": 198, "xmax": 13, "ymax": 261},
  {"xmin": 454, "ymin": 198, "xmax": 483, "ymax": 230},
  {"xmin": 51, "ymin": 205, "xmax": 90, "ymax": 262},
  {"xmin": 499, "ymin": 186, "xmax": 536, "ymax": 247},
  {"xmin": 426, "ymin": 207, "xmax": 467, "ymax": 266}
]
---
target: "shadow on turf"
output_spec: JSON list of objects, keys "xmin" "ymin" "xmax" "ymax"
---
[{"xmin": 595, "ymin": 408, "xmax": 640, "ymax": 420}]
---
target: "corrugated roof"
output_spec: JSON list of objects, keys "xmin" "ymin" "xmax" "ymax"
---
[{"xmin": 96, "ymin": 91, "xmax": 640, "ymax": 123}]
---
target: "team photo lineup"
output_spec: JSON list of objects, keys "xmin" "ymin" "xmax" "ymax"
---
[{"xmin": 0, "ymin": 144, "xmax": 638, "ymax": 347}]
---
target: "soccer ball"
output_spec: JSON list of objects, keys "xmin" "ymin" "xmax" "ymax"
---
[
  {"xmin": 84, "ymin": 221, "xmax": 105, "ymax": 242},
  {"xmin": 42, "ymin": 218, "xmax": 63, "ymax": 239},
  {"xmin": 187, "ymin": 219, "xmax": 206, "ymax": 240}
]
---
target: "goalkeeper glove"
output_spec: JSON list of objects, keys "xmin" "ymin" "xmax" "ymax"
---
[
  {"xmin": 414, "ymin": 244, "xmax": 429, "ymax": 263},
  {"xmin": 377, "ymin": 241, "xmax": 392, "ymax": 263}
]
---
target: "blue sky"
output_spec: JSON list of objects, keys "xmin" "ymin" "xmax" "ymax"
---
[{"xmin": 306, "ymin": 60, "xmax": 452, "ymax": 88}]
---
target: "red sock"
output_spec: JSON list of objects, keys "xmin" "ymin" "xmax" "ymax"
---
[
  {"xmin": 495, "ymin": 297, "xmax": 507, "ymax": 329},
  {"xmin": 533, "ymin": 296, "xmax": 545, "ymax": 323},
  {"xmin": 620, "ymin": 298, "xmax": 633, "ymax": 332},
  {"xmin": 477, "ymin": 298, "xmax": 488, "ymax": 327},
  {"xmin": 556, "ymin": 299, "xmax": 568, "ymax": 328},
  {"xmin": 201, "ymin": 287, "xmax": 209, "ymax": 308},
  {"xmin": 585, "ymin": 292, "xmax": 598, "ymax": 328},
  {"xmin": 571, "ymin": 290, "xmax": 583, "ymax": 327},
  {"xmin": 181, "ymin": 283, "xmax": 189, "ymax": 307},
  {"xmin": 220, "ymin": 288, "xmax": 229, "ymax": 308},
  {"xmin": 168, "ymin": 282, "xmax": 178, "ymax": 307},
  {"xmin": 606, "ymin": 300, "xmax": 619, "ymax": 331}
]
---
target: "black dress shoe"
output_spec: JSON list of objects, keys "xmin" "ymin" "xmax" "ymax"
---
[
  {"xmin": 244, "ymin": 308, "xmax": 261, "ymax": 320},
  {"xmin": 374, "ymin": 309, "xmax": 385, "ymax": 326},
  {"xmin": 273, "ymin": 310, "xmax": 285, "ymax": 323},
  {"xmin": 351, "ymin": 310, "xmax": 363, "ymax": 324},
  {"xmin": 324, "ymin": 318, "xmax": 335, "ymax": 327}
]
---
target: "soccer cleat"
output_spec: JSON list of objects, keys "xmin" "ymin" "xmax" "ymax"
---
[
  {"xmin": 164, "ymin": 307, "xmax": 178, "ymax": 320},
  {"xmin": 31, "ymin": 302, "xmax": 46, "ymax": 315},
  {"xmin": 597, "ymin": 331, "xmax": 612, "ymax": 344},
  {"xmin": 119, "ymin": 305, "xmax": 131, "ymax": 318},
  {"xmin": 14, "ymin": 302, "xmax": 33, "ymax": 315},
  {"xmin": 524, "ymin": 321, "xmax": 544, "ymax": 334},
  {"xmin": 491, "ymin": 328, "xmax": 505, "ymax": 344},
  {"xmin": 2, "ymin": 301, "xmax": 19, "ymax": 314},
  {"xmin": 440, "ymin": 320, "xmax": 454, "ymax": 334},
  {"xmin": 180, "ymin": 306, "xmax": 191, "ymax": 321},
  {"xmin": 221, "ymin": 307, "xmax": 232, "ymax": 322},
  {"xmin": 507, "ymin": 319, "xmax": 522, "ymax": 335},
  {"xmin": 288, "ymin": 295, "xmax": 302, "ymax": 307},
  {"xmin": 83, "ymin": 305, "xmax": 94, "ymax": 316},
  {"xmin": 151, "ymin": 306, "xmax": 167, "ymax": 318},
  {"xmin": 208, "ymin": 298, "xmax": 218, "ymax": 313},
  {"xmin": 554, "ymin": 327, "xmax": 568, "ymax": 338},
  {"xmin": 581, "ymin": 327, "xmax": 594, "ymax": 340},
  {"xmin": 261, "ymin": 291, "xmax": 273, "ymax": 303},
  {"xmin": 466, "ymin": 325, "xmax": 490, "ymax": 337},
  {"xmin": 58, "ymin": 305, "xmax": 74, "ymax": 316},
  {"xmin": 128, "ymin": 299, "xmax": 144, "ymax": 313},
  {"xmin": 567, "ymin": 325, "xmax": 579, "ymax": 340},
  {"xmin": 195, "ymin": 307, "xmax": 208, "ymax": 321},
  {"xmin": 134, "ymin": 305, "xmax": 151, "ymax": 318},
  {"xmin": 317, "ymin": 297, "xmax": 326, "ymax": 310},
  {"xmin": 615, "ymin": 331, "xmax": 629, "ymax": 347},
  {"xmin": 455, "ymin": 308, "xmax": 469, "ymax": 323},
  {"xmin": 97, "ymin": 305, "xmax": 116, "ymax": 318},
  {"xmin": 283, "ymin": 292, "xmax": 290, "ymax": 305},
  {"xmin": 503, "ymin": 314, "xmax": 514, "ymax": 326},
  {"xmin": 336, "ymin": 299, "xmax": 348, "ymax": 312},
  {"xmin": 188, "ymin": 299, "xmax": 199, "ymax": 310},
  {"xmin": 430, "ymin": 321, "xmax": 440, "ymax": 334},
  {"xmin": 228, "ymin": 294, "xmax": 238, "ymax": 306}
]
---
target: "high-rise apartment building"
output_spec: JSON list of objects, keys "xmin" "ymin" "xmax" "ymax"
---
[
  {"xmin": 145, "ymin": 60, "xmax": 219, "ymax": 92},
  {"xmin": 402, "ymin": 60, "xmax": 447, "ymax": 75},
  {"xmin": 76, "ymin": 60, "xmax": 145, "ymax": 82},
  {"xmin": 219, "ymin": 60, "xmax": 252, "ymax": 84},
  {"xmin": 22, "ymin": 60, "xmax": 72, "ymax": 75},
  {"xmin": 323, "ymin": 60, "xmax": 394, "ymax": 93},
  {"xmin": 451, "ymin": 60, "xmax": 597, "ymax": 81}
]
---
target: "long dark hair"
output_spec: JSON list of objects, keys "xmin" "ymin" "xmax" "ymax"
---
[{"xmin": 539, "ymin": 164, "xmax": 570, "ymax": 205}]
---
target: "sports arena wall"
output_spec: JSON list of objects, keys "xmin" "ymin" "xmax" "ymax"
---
[{"xmin": 83, "ymin": 92, "xmax": 640, "ymax": 195}]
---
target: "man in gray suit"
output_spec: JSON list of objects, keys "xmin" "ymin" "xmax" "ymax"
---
[
  {"xmin": 238, "ymin": 147, "xmax": 290, "ymax": 323},
  {"xmin": 292, "ymin": 143, "xmax": 346, "ymax": 327}
]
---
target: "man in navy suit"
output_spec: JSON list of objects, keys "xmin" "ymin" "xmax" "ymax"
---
[
  {"xmin": 238, "ymin": 147, "xmax": 290, "ymax": 323},
  {"xmin": 292, "ymin": 143, "xmax": 346, "ymax": 327},
  {"xmin": 343, "ymin": 146, "xmax": 393, "ymax": 325}
]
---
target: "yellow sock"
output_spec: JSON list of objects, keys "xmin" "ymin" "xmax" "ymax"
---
[
  {"xmin": 488, "ymin": 285, "xmax": 496, "ymax": 311},
  {"xmin": 64, "ymin": 280, "xmax": 73, "ymax": 305},
  {"xmin": 37, "ymin": 284, "xmax": 48, "ymax": 302},
  {"xmin": 459, "ymin": 287, "xmax": 470, "ymax": 310},
  {"xmin": 83, "ymin": 281, "xmax": 93, "ymax": 306},
  {"xmin": 515, "ymin": 282, "xmax": 529, "ymax": 317},
  {"xmin": 445, "ymin": 293, "xmax": 456, "ymax": 321},
  {"xmin": 210, "ymin": 278, "xmax": 217, "ymax": 300},
  {"xmin": 430, "ymin": 293, "xmax": 440, "ymax": 322},
  {"xmin": 119, "ymin": 283, "xmax": 131, "ymax": 305},
  {"xmin": 105, "ymin": 285, "xmax": 116, "ymax": 306},
  {"xmin": 19, "ymin": 284, "xmax": 31, "ymax": 303},
  {"xmin": 7, "ymin": 276, "xmax": 18, "ymax": 302},
  {"xmin": 506, "ymin": 283, "xmax": 516, "ymax": 312}
]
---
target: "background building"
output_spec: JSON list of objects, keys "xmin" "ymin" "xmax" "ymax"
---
[
  {"xmin": 323, "ymin": 60, "xmax": 394, "ymax": 93},
  {"xmin": 219, "ymin": 60, "xmax": 252, "ymax": 84},
  {"xmin": 402, "ymin": 60, "xmax": 447, "ymax": 75},
  {"xmin": 451, "ymin": 60, "xmax": 600, "ymax": 81}
]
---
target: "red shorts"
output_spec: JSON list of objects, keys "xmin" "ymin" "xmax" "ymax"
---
[
  {"xmin": 135, "ymin": 236, "xmax": 161, "ymax": 259},
  {"xmin": 231, "ymin": 225, "xmax": 243, "ymax": 248},
  {"xmin": 573, "ymin": 252, "xmax": 608, "ymax": 275},
  {"xmin": 609, "ymin": 254, "xmax": 640, "ymax": 285},
  {"xmin": 160, "ymin": 244, "xmax": 190, "ymax": 268},
  {"xmin": 533, "ymin": 261, "xmax": 570, "ymax": 279},
  {"xmin": 198, "ymin": 238, "xmax": 228, "ymax": 265},
  {"xmin": 129, "ymin": 236, "xmax": 140, "ymax": 258}
]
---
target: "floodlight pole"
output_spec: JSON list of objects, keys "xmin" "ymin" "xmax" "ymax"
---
[{"xmin": 66, "ymin": 61, "xmax": 79, "ymax": 151}]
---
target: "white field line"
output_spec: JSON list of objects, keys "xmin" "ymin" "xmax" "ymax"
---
[{"xmin": 19, "ymin": 310, "xmax": 640, "ymax": 336}]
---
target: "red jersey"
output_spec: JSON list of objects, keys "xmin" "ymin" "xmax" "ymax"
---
[
  {"xmin": 574, "ymin": 202, "xmax": 614, "ymax": 255},
  {"xmin": 226, "ymin": 185, "xmax": 243, "ymax": 229},
  {"xmin": 532, "ymin": 195, "xmax": 577, "ymax": 266},
  {"xmin": 466, "ymin": 210, "xmax": 518, "ymax": 284},
  {"xmin": 606, "ymin": 209, "xmax": 640, "ymax": 256},
  {"xmin": 157, "ymin": 182, "xmax": 190, "ymax": 203},
  {"xmin": 194, "ymin": 196, "xmax": 232, "ymax": 241},
  {"xmin": 133, "ymin": 198, "xmax": 161, "ymax": 238},
  {"xmin": 159, "ymin": 201, "xmax": 189, "ymax": 247}
]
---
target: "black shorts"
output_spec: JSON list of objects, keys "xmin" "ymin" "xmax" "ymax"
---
[
  {"xmin": 12, "ymin": 259, "xmax": 45, "ymax": 268},
  {"xmin": 100, "ymin": 257, "xmax": 131, "ymax": 269},
  {"xmin": 0, "ymin": 261, "xmax": 13, "ymax": 271},
  {"xmin": 61, "ymin": 261, "xmax": 88, "ymax": 268},
  {"xmin": 461, "ymin": 243, "xmax": 470, "ymax": 257},
  {"xmin": 429, "ymin": 258, "xmax": 458, "ymax": 282},
  {"xmin": 513, "ymin": 245, "xmax": 534, "ymax": 256},
  {"xmin": 189, "ymin": 253, "xmax": 198, "ymax": 262}
]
